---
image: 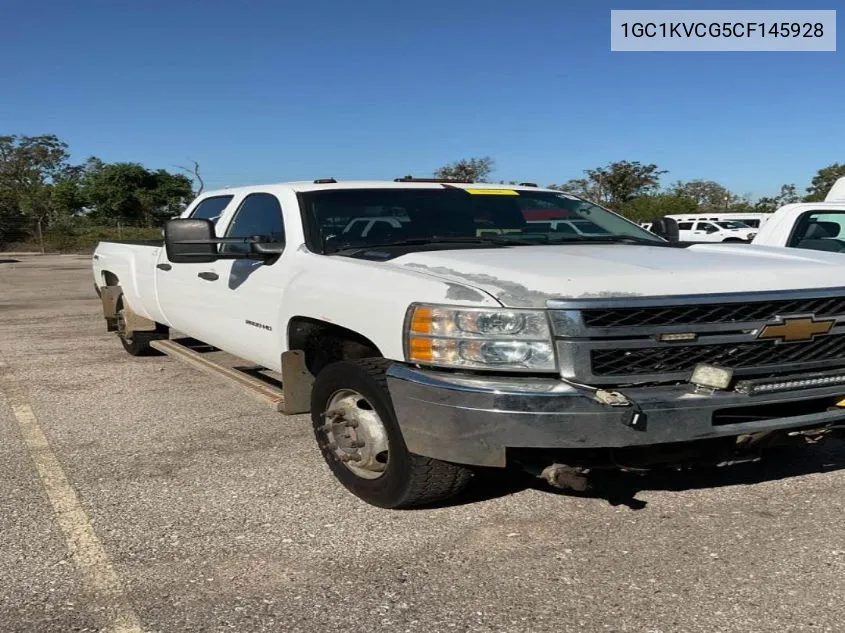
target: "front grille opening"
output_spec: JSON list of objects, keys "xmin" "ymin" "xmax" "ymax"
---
[
  {"xmin": 712, "ymin": 396, "xmax": 845, "ymax": 426},
  {"xmin": 583, "ymin": 296, "xmax": 845, "ymax": 328},
  {"xmin": 590, "ymin": 334, "xmax": 845, "ymax": 377}
]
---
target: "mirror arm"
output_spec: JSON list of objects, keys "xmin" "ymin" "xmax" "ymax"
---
[
  {"xmin": 169, "ymin": 237, "xmax": 250, "ymax": 245},
  {"xmin": 251, "ymin": 242, "xmax": 285, "ymax": 255}
]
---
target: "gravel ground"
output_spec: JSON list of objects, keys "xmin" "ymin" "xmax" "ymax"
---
[{"xmin": 1, "ymin": 254, "xmax": 844, "ymax": 633}]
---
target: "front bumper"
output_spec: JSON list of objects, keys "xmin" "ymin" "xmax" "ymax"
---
[{"xmin": 386, "ymin": 364, "xmax": 845, "ymax": 467}]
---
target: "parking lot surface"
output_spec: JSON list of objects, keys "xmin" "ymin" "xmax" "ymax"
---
[{"xmin": 1, "ymin": 254, "xmax": 844, "ymax": 633}]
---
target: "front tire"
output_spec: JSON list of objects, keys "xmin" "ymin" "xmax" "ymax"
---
[{"xmin": 311, "ymin": 359, "xmax": 473, "ymax": 508}]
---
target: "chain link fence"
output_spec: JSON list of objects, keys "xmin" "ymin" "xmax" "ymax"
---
[{"xmin": 0, "ymin": 217, "xmax": 162, "ymax": 253}]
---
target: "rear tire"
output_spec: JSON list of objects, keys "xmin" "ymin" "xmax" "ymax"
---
[
  {"xmin": 311, "ymin": 358, "xmax": 473, "ymax": 508},
  {"xmin": 115, "ymin": 304, "xmax": 165, "ymax": 356}
]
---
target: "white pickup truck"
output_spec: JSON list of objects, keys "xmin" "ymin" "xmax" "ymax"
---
[
  {"xmin": 93, "ymin": 179, "xmax": 845, "ymax": 508},
  {"xmin": 666, "ymin": 216, "xmax": 758, "ymax": 243},
  {"xmin": 752, "ymin": 177, "xmax": 845, "ymax": 254}
]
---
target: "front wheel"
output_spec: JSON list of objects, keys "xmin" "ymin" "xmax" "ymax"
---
[{"xmin": 311, "ymin": 359, "xmax": 473, "ymax": 508}]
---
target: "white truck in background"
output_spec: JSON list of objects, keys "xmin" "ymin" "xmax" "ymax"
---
[
  {"xmin": 665, "ymin": 216, "xmax": 758, "ymax": 243},
  {"xmin": 684, "ymin": 212, "xmax": 772, "ymax": 229},
  {"xmin": 752, "ymin": 177, "xmax": 845, "ymax": 254},
  {"xmin": 92, "ymin": 178, "xmax": 845, "ymax": 509},
  {"xmin": 640, "ymin": 213, "xmax": 768, "ymax": 242}
]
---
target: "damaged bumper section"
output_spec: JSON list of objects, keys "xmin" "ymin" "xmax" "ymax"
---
[{"xmin": 385, "ymin": 364, "xmax": 845, "ymax": 468}]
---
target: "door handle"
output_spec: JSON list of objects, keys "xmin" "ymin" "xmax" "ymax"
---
[
  {"xmin": 197, "ymin": 271, "xmax": 219, "ymax": 281},
  {"xmin": 156, "ymin": 263, "xmax": 172, "ymax": 271}
]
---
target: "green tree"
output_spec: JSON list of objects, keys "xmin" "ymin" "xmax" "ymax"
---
[
  {"xmin": 49, "ymin": 178, "xmax": 86, "ymax": 218},
  {"xmin": 551, "ymin": 161, "xmax": 667, "ymax": 207},
  {"xmin": 669, "ymin": 180, "xmax": 736, "ymax": 211},
  {"xmin": 804, "ymin": 163, "xmax": 845, "ymax": 202},
  {"xmin": 0, "ymin": 134, "xmax": 73, "ymax": 243},
  {"xmin": 754, "ymin": 183, "xmax": 800, "ymax": 212},
  {"xmin": 81, "ymin": 162, "xmax": 192, "ymax": 226},
  {"xmin": 618, "ymin": 194, "xmax": 698, "ymax": 223},
  {"xmin": 433, "ymin": 156, "xmax": 495, "ymax": 182},
  {"xmin": 549, "ymin": 178, "xmax": 596, "ymax": 201}
]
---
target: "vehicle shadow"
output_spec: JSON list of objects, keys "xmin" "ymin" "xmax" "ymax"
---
[
  {"xmin": 0, "ymin": 259, "xmax": 21, "ymax": 264},
  {"xmin": 447, "ymin": 436, "xmax": 845, "ymax": 511}
]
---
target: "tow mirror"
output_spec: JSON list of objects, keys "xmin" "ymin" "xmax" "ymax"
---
[
  {"xmin": 649, "ymin": 216, "xmax": 679, "ymax": 242},
  {"xmin": 164, "ymin": 218, "xmax": 219, "ymax": 263}
]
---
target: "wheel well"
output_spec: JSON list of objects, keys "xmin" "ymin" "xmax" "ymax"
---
[
  {"xmin": 288, "ymin": 317, "xmax": 383, "ymax": 375},
  {"xmin": 102, "ymin": 271, "xmax": 119, "ymax": 286}
]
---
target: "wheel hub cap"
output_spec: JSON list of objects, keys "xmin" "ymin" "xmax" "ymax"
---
[{"xmin": 321, "ymin": 389, "xmax": 389, "ymax": 479}]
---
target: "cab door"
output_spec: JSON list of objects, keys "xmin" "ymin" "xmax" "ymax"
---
[
  {"xmin": 154, "ymin": 193, "xmax": 238, "ymax": 343},
  {"xmin": 692, "ymin": 221, "xmax": 720, "ymax": 242},
  {"xmin": 190, "ymin": 192, "xmax": 290, "ymax": 369}
]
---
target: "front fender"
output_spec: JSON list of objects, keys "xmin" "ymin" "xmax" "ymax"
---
[{"xmin": 278, "ymin": 253, "xmax": 501, "ymax": 360}]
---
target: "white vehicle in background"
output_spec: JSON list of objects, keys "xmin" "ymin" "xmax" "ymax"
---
[
  {"xmin": 663, "ymin": 212, "xmax": 771, "ymax": 229},
  {"xmin": 693, "ymin": 212, "xmax": 772, "ymax": 229},
  {"xmin": 668, "ymin": 217, "xmax": 757, "ymax": 243},
  {"xmin": 752, "ymin": 177, "xmax": 845, "ymax": 253}
]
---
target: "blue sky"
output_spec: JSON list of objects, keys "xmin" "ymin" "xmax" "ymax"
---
[{"xmin": 1, "ymin": 0, "xmax": 842, "ymax": 198}]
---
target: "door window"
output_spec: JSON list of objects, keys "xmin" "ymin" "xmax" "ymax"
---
[
  {"xmin": 189, "ymin": 195, "xmax": 234, "ymax": 224},
  {"xmin": 222, "ymin": 193, "xmax": 285, "ymax": 255}
]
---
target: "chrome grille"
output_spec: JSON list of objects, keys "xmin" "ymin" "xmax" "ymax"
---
[
  {"xmin": 590, "ymin": 333, "xmax": 845, "ymax": 377},
  {"xmin": 582, "ymin": 296, "xmax": 845, "ymax": 328},
  {"xmin": 547, "ymin": 289, "xmax": 845, "ymax": 385}
]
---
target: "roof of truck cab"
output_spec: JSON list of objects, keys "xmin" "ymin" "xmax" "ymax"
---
[{"xmin": 198, "ymin": 181, "xmax": 558, "ymax": 196}]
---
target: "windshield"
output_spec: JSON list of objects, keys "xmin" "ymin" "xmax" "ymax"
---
[
  {"xmin": 715, "ymin": 221, "xmax": 750, "ymax": 229},
  {"xmin": 300, "ymin": 187, "xmax": 664, "ymax": 252}
]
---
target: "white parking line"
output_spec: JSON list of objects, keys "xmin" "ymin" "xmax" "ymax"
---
[{"xmin": 0, "ymin": 355, "xmax": 143, "ymax": 633}]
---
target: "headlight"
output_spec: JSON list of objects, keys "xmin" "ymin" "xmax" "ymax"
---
[{"xmin": 404, "ymin": 304, "xmax": 556, "ymax": 371}]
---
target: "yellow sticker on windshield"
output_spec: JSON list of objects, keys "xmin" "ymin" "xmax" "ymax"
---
[{"xmin": 464, "ymin": 188, "xmax": 519, "ymax": 196}]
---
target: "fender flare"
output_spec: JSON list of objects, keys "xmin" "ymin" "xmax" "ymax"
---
[{"xmin": 99, "ymin": 285, "xmax": 157, "ymax": 335}]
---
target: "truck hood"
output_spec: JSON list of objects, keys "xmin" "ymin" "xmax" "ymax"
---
[{"xmin": 390, "ymin": 243, "xmax": 845, "ymax": 308}]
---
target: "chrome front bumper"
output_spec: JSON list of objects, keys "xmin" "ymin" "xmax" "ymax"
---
[{"xmin": 385, "ymin": 364, "xmax": 845, "ymax": 467}]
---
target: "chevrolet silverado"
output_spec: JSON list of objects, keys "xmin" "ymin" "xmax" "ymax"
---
[{"xmin": 93, "ymin": 179, "xmax": 845, "ymax": 508}]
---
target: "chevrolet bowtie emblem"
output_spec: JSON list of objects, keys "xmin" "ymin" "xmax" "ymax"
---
[{"xmin": 757, "ymin": 315, "xmax": 836, "ymax": 343}]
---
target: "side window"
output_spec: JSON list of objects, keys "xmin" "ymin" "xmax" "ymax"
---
[
  {"xmin": 222, "ymin": 193, "xmax": 285, "ymax": 255},
  {"xmin": 189, "ymin": 195, "xmax": 234, "ymax": 224},
  {"xmin": 678, "ymin": 222, "xmax": 693, "ymax": 230},
  {"xmin": 789, "ymin": 212, "xmax": 845, "ymax": 248}
]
